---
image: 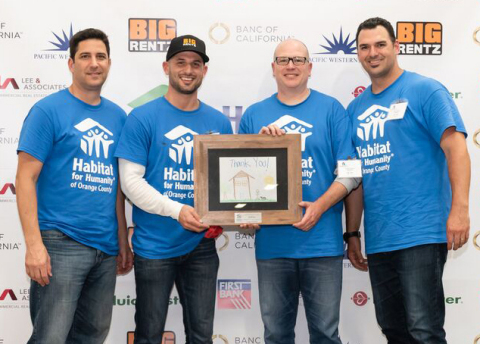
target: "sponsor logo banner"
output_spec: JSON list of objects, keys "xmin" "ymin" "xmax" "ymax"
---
[
  {"xmin": 0, "ymin": 22, "xmax": 23, "ymax": 40},
  {"xmin": 312, "ymin": 28, "xmax": 358, "ymax": 63},
  {"xmin": 397, "ymin": 22, "xmax": 442, "ymax": 55},
  {"xmin": 127, "ymin": 331, "xmax": 175, "ymax": 343},
  {"xmin": 351, "ymin": 291, "xmax": 370, "ymax": 306},
  {"xmin": 217, "ymin": 279, "xmax": 252, "ymax": 309},
  {"xmin": 128, "ymin": 18, "xmax": 177, "ymax": 52}
]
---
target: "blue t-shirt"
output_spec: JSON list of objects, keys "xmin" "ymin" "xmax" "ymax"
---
[
  {"xmin": 17, "ymin": 89, "xmax": 127, "ymax": 255},
  {"xmin": 115, "ymin": 96, "xmax": 233, "ymax": 259},
  {"xmin": 347, "ymin": 71, "xmax": 467, "ymax": 254},
  {"xmin": 239, "ymin": 90, "xmax": 356, "ymax": 259}
]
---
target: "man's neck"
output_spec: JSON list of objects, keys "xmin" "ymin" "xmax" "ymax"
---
[
  {"xmin": 164, "ymin": 90, "xmax": 199, "ymax": 111},
  {"xmin": 276, "ymin": 87, "xmax": 310, "ymax": 106},
  {"xmin": 371, "ymin": 67, "xmax": 404, "ymax": 94},
  {"xmin": 69, "ymin": 84, "xmax": 102, "ymax": 105}
]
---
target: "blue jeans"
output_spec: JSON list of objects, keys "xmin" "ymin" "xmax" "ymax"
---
[
  {"xmin": 367, "ymin": 243, "xmax": 448, "ymax": 344},
  {"xmin": 257, "ymin": 257, "xmax": 343, "ymax": 344},
  {"xmin": 133, "ymin": 237, "xmax": 219, "ymax": 344},
  {"xmin": 28, "ymin": 230, "xmax": 117, "ymax": 344}
]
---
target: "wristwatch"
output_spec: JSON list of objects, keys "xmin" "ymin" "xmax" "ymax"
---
[{"xmin": 343, "ymin": 231, "xmax": 361, "ymax": 243}]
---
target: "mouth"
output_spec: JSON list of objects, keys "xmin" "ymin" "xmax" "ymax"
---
[
  {"xmin": 367, "ymin": 59, "xmax": 382, "ymax": 67},
  {"xmin": 180, "ymin": 76, "xmax": 195, "ymax": 84}
]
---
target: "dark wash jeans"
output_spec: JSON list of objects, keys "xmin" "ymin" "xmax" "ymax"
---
[
  {"xmin": 257, "ymin": 256, "xmax": 343, "ymax": 344},
  {"xmin": 28, "ymin": 230, "xmax": 117, "ymax": 344},
  {"xmin": 133, "ymin": 237, "xmax": 219, "ymax": 344},
  {"xmin": 368, "ymin": 243, "xmax": 448, "ymax": 344}
]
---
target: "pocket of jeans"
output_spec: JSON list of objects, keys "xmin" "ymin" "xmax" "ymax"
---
[{"xmin": 40, "ymin": 229, "xmax": 67, "ymax": 241}]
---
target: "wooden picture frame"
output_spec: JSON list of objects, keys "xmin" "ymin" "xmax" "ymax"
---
[{"xmin": 194, "ymin": 134, "xmax": 302, "ymax": 225}]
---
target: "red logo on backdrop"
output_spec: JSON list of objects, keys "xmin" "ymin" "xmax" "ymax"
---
[
  {"xmin": 0, "ymin": 77, "xmax": 19, "ymax": 90},
  {"xmin": 353, "ymin": 86, "xmax": 366, "ymax": 98},
  {"xmin": 0, "ymin": 183, "xmax": 16, "ymax": 195},
  {"xmin": 0, "ymin": 289, "xmax": 18, "ymax": 301},
  {"xmin": 351, "ymin": 291, "xmax": 369, "ymax": 306}
]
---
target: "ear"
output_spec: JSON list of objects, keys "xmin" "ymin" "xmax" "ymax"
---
[
  {"xmin": 394, "ymin": 40, "xmax": 400, "ymax": 55},
  {"xmin": 162, "ymin": 61, "xmax": 169, "ymax": 75},
  {"xmin": 68, "ymin": 58, "xmax": 74, "ymax": 73},
  {"xmin": 308, "ymin": 62, "xmax": 313, "ymax": 76},
  {"xmin": 202, "ymin": 64, "xmax": 208, "ymax": 77},
  {"xmin": 271, "ymin": 61, "xmax": 276, "ymax": 76}
]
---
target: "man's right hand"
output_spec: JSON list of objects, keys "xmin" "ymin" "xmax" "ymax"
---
[
  {"xmin": 259, "ymin": 124, "xmax": 285, "ymax": 136},
  {"xmin": 178, "ymin": 205, "xmax": 209, "ymax": 232},
  {"xmin": 347, "ymin": 237, "xmax": 368, "ymax": 272},
  {"xmin": 25, "ymin": 243, "xmax": 52, "ymax": 286}
]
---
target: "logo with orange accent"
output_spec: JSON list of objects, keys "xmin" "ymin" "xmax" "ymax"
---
[
  {"xmin": 473, "ymin": 27, "xmax": 480, "ymax": 46},
  {"xmin": 129, "ymin": 18, "xmax": 177, "ymax": 52},
  {"xmin": 127, "ymin": 331, "xmax": 175, "ymax": 343},
  {"xmin": 397, "ymin": 22, "xmax": 442, "ymax": 55},
  {"xmin": 473, "ymin": 129, "xmax": 480, "ymax": 148},
  {"xmin": 473, "ymin": 231, "xmax": 480, "ymax": 251},
  {"xmin": 212, "ymin": 334, "xmax": 229, "ymax": 344}
]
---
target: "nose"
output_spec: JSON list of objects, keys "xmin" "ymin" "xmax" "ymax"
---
[
  {"xmin": 368, "ymin": 46, "xmax": 378, "ymax": 58},
  {"xmin": 90, "ymin": 56, "xmax": 99, "ymax": 68}
]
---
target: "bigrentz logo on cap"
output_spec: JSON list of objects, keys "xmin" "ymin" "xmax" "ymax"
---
[{"xmin": 183, "ymin": 37, "xmax": 196, "ymax": 47}]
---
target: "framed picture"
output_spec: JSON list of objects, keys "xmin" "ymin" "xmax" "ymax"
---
[{"xmin": 194, "ymin": 134, "xmax": 302, "ymax": 225}]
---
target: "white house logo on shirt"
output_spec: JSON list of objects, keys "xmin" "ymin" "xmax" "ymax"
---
[
  {"xmin": 165, "ymin": 125, "xmax": 198, "ymax": 164},
  {"xmin": 74, "ymin": 118, "xmax": 114, "ymax": 158},
  {"xmin": 272, "ymin": 115, "xmax": 313, "ymax": 151},
  {"xmin": 356, "ymin": 105, "xmax": 392, "ymax": 141}
]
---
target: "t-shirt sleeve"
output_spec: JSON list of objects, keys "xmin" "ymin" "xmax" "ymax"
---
[
  {"xmin": 222, "ymin": 116, "xmax": 234, "ymax": 134},
  {"xmin": 238, "ymin": 107, "xmax": 253, "ymax": 134},
  {"xmin": 17, "ymin": 105, "xmax": 55, "ymax": 163},
  {"xmin": 423, "ymin": 87, "xmax": 467, "ymax": 144},
  {"xmin": 114, "ymin": 112, "xmax": 151, "ymax": 166},
  {"xmin": 331, "ymin": 101, "xmax": 357, "ymax": 160}
]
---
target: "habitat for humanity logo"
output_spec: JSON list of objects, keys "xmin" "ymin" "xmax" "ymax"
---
[
  {"xmin": 128, "ymin": 18, "xmax": 177, "ymax": 52},
  {"xmin": 165, "ymin": 125, "xmax": 197, "ymax": 164},
  {"xmin": 397, "ymin": 22, "xmax": 442, "ymax": 55},
  {"xmin": 71, "ymin": 119, "xmax": 116, "ymax": 194},
  {"xmin": 217, "ymin": 279, "xmax": 251, "ymax": 309},
  {"xmin": 356, "ymin": 105, "xmax": 392, "ymax": 141},
  {"xmin": 312, "ymin": 28, "xmax": 358, "ymax": 63},
  {"xmin": 75, "ymin": 118, "xmax": 114, "ymax": 159},
  {"xmin": 272, "ymin": 115, "xmax": 312, "ymax": 151},
  {"xmin": 355, "ymin": 105, "xmax": 395, "ymax": 176}
]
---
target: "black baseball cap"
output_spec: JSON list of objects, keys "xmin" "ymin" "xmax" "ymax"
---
[{"xmin": 166, "ymin": 35, "xmax": 209, "ymax": 63}]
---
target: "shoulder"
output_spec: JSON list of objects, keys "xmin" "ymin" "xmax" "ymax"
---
[
  {"xmin": 100, "ymin": 97, "xmax": 127, "ymax": 118},
  {"xmin": 244, "ymin": 94, "xmax": 276, "ymax": 115},
  {"xmin": 403, "ymin": 71, "xmax": 446, "ymax": 96}
]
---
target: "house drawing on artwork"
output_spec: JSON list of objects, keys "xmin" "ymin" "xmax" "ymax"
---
[{"xmin": 230, "ymin": 170, "xmax": 255, "ymax": 200}]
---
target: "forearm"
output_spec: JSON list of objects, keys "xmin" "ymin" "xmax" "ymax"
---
[
  {"xmin": 441, "ymin": 131, "xmax": 470, "ymax": 212},
  {"xmin": 345, "ymin": 184, "xmax": 363, "ymax": 232},
  {"xmin": 119, "ymin": 159, "xmax": 184, "ymax": 220},
  {"xmin": 16, "ymin": 171, "xmax": 42, "ymax": 248},
  {"xmin": 315, "ymin": 181, "xmax": 349, "ymax": 213},
  {"xmin": 116, "ymin": 182, "xmax": 128, "ymax": 246}
]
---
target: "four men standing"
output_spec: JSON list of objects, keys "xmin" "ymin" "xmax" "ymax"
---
[{"xmin": 15, "ymin": 17, "xmax": 471, "ymax": 344}]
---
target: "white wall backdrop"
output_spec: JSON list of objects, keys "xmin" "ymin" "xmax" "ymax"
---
[{"xmin": 1, "ymin": 0, "xmax": 480, "ymax": 343}]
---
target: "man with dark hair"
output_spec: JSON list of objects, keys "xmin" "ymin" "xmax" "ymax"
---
[
  {"xmin": 115, "ymin": 34, "xmax": 232, "ymax": 344},
  {"xmin": 69, "ymin": 28, "xmax": 110, "ymax": 60},
  {"xmin": 239, "ymin": 39, "xmax": 358, "ymax": 344},
  {"xmin": 345, "ymin": 17, "xmax": 470, "ymax": 343},
  {"xmin": 16, "ymin": 28, "xmax": 133, "ymax": 344}
]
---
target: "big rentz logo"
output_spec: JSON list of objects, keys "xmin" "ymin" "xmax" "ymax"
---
[{"xmin": 397, "ymin": 22, "xmax": 442, "ymax": 55}]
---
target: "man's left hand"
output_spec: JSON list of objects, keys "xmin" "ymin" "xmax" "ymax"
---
[
  {"xmin": 117, "ymin": 243, "xmax": 134, "ymax": 275},
  {"xmin": 293, "ymin": 201, "xmax": 324, "ymax": 231},
  {"xmin": 447, "ymin": 206, "xmax": 470, "ymax": 250}
]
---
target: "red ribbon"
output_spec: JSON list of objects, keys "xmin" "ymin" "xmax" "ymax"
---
[{"xmin": 204, "ymin": 225, "xmax": 223, "ymax": 239}]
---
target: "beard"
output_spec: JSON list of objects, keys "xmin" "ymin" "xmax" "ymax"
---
[{"xmin": 169, "ymin": 74, "xmax": 204, "ymax": 95}]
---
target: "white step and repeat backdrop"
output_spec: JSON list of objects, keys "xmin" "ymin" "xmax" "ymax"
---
[{"xmin": 1, "ymin": 0, "xmax": 480, "ymax": 343}]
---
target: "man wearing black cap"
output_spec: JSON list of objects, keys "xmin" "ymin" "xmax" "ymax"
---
[{"xmin": 115, "ymin": 35, "xmax": 232, "ymax": 344}]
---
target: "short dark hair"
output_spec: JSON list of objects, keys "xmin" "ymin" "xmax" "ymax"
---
[
  {"xmin": 356, "ymin": 17, "xmax": 396, "ymax": 45},
  {"xmin": 69, "ymin": 28, "xmax": 110, "ymax": 60}
]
